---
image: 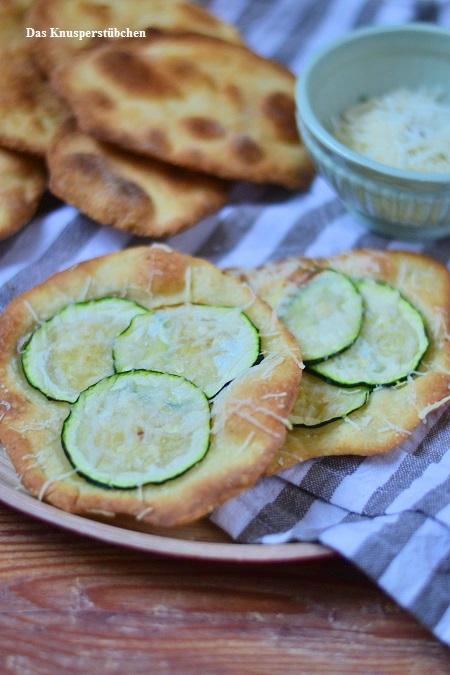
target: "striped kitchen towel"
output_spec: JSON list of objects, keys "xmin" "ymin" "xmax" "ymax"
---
[{"xmin": 0, "ymin": 0, "xmax": 449, "ymax": 645}]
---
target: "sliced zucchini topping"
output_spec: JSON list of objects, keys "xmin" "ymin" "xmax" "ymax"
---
[
  {"xmin": 311, "ymin": 280, "xmax": 428, "ymax": 386},
  {"xmin": 113, "ymin": 304, "xmax": 259, "ymax": 398},
  {"xmin": 290, "ymin": 371, "xmax": 369, "ymax": 427},
  {"xmin": 279, "ymin": 269, "xmax": 363, "ymax": 362},
  {"xmin": 22, "ymin": 298, "xmax": 148, "ymax": 402},
  {"xmin": 62, "ymin": 371, "xmax": 210, "ymax": 488}
]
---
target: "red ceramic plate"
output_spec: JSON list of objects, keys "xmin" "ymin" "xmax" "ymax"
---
[{"xmin": 0, "ymin": 448, "xmax": 333, "ymax": 563}]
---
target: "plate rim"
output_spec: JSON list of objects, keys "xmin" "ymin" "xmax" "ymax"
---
[{"xmin": 0, "ymin": 481, "xmax": 334, "ymax": 563}]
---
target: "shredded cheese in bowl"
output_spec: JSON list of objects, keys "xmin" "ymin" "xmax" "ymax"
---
[{"xmin": 334, "ymin": 88, "xmax": 450, "ymax": 174}]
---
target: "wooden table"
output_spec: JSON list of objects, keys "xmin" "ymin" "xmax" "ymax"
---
[{"xmin": 0, "ymin": 503, "xmax": 448, "ymax": 674}]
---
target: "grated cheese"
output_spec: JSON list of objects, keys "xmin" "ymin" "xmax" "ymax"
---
[
  {"xmin": 237, "ymin": 431, "xmax": 256, "ymax": 454},
  {"xmin": 38, "ymin": 468, "xmax": 78, "ymax": 501},
  {"xmin": 260, "ymin": 355, "xmax": 285, "ymax": 380},
  {"xmin": 235, "ymin": 410, "xmax": 283, "ymax": 440},
  {"xmin": 240, "ymin": 285, "xmax": 257, "ymax": 312},
  {"xmin": 261, "ymin": 392, "xmax": 288, "ymax": 400},
  {"xmin": 151, "ymin": 243, "xmax": 173, "ymax": 253},
  {"xmin": 235, "ymin": 399, "xmax": 293, "ymax": 430},
  {"xmin": 23, "ymin": 300, "xmax": 41, "ymax": 324},
  {"xmin": 378, "ymin": 419, "xmax": 412, "ymax": 436},
  {"xmin": 78, "ymin": 276, "xmax": 93, "ymax": 302},
  {"xmin": 21, "ymin": 462, "xmax": 40, "ymax": 473},
  {"xmin": 334, "ymin": 88, "xmax": 450, "ymax": 173},
  {"xmin": 17, "ymin": 331, "xmax": 33, "ymax": 354},
  {"xmin": 86, "ymin": 509, "xmax": 115, "ymax": 518},
  {"xmin": 135, "ymin": 505, "xmax": 154, "ymax": 521},
  {"xmin": 342, "ymin": 415, "xmax": 362, "ymax": 430},
  {"xmin": 419, "ymin": 392, "xmax": 450, "ymax": 421},
  {"xmin": 0, "ymin": 401, "xmax": 11, "ymax": 422}
]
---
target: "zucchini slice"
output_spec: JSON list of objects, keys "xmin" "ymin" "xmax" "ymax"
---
[
  {"xmin": 290, "ymin": 371, "xmax": 369, "ymax": 427},
  {"xmin": 113, "ymin": 304, "xmax": 260, "ymax": 398},
  {"xmin": 22, "ymin": 298, "xmax": 148, "ymax": 402},
  {"xmin": 311, "ymin": 280, "xmax": 429, "ymax": 386},
  {"xmin": 62, "ymin": 370, "xmax": 210, "ymax": 488},
  {"xmin": 279, "ymin": 269, "xmax": 363, "ymax": 362}
]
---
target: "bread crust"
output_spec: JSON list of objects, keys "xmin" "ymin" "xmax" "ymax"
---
[
  {"xmin": 53, "ymin": 32, "xmax": 314, "ymax": 189},
  {"xmin": 232, "ymin": 250, "xmax": 450, "ymax": 471},
  {"xmin": 0, "ymin": 246, "xmax": 301, "ymax": 526},
  {"xmin": 47, "ymin": 120, "xmax": 228, "ymax": 238},
  {"xmin": 0, "ymin": 0, "xmax": 67, "ymax": 156},
  {"xmin": 27, "ymin": 0, "xmax": 243, "ymax": 76},
  {"xmin": 0, "ymin": 146, "xmax": 46, "ymax": 240}
]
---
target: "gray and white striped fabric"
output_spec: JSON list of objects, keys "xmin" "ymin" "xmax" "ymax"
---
[{"xmin": 0, "ymin": 0, "xmax": 449, "ymax": 644}]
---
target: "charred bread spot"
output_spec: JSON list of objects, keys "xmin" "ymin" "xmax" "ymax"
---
[
  {"xmin": 232, "ymin": 135, "xmax": 264, "ymax": 164},
  {"xmin": 223, "ymin": 83, "xmax": 244, "ymax": 110},
  {"xmin": 182, "ymin": 116, "xmax": 225, "ymax": 140},
  {"xmin": 59, "ymin": 151, "xmax": 153, "ymax": 211},
  {"xmin": 97, "ymin": 50, "xmax": 179, "ymax": 97},
  {"xmin": 262, "ymin": 92, "xmax": 299, "ymax": 144},
  {"xmin": 167, "ymin": 58, "xmax": 200, "ymax": 78}
]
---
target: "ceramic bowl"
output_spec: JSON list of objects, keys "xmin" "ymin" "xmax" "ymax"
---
[{"xmin": 296, "ymin": 24, "xmax": 450, "ymax": 240}]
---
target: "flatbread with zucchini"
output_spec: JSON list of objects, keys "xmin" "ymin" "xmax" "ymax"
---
[
  {"xmin": 53, "ymin": 32, "xmax": 314, "ymax": 189},
  {"xmin": 47, "ymin": 121, "xmax": 228, "ymax": 238},
  {"xmin": 0, "ymin": 246, "xmax": 301, "ymax": 526},
  {"xmin": 28, "ymin": 0, "xmax": 243, "ymax": 76},
  {"xmin": 232, "ymin": 250, "xmax": 450, "ymax": 470}
]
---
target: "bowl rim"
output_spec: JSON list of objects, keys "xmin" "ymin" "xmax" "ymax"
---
[{"xmin": 296, "ymin": 22, "xmax": 450, "ymax": 185}]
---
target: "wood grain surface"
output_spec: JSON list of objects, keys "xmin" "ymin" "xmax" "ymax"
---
[{"xmin": 0, "ymin": 504, "xmax": 448, "ymax": 674}]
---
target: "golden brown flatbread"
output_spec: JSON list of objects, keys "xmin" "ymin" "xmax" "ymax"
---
[
  {"xmin": 53, "ymin": 32, "xmax": 314, "ymax": 189},
  {"xmin": 47, "ymin": 120, "xmax": 229, "ymax": 238},
  {"xmin": 0, "ymin": 0, "xmax": 33, "ymax": 45},
  {"xmin": 0, "ymin": 145, "xmax": 46, "ymax": 240},
  {"xmin": 233, "ymin": 250, "xmax": 450, "ymax": 472},
  {"xmin": 0, "ymin": 246, "xmax": 301, "ymax": 526},
  {"xmin": 0, "ymin": 0, "xmax": 67, "ymax": 155},
  {"xmin": 28, "ymin": 0, "xmax": 243, "ymax": 76}
]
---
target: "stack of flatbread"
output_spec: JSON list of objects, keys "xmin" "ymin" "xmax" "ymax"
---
[
  {"xmin": 0, "ymin": 0, "xmax": 314, "ymax": 242},
  {"xmin": 0, "ymin": 0, "xmax": 52, "ymax": 240}
]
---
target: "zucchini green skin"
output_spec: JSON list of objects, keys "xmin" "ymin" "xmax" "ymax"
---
[
  {"xmin": 290, "ymin": 371, "xmax": 370, "ymax": 428},
  {"xmin": 306, "ymin": 271, "xmax": 365, "ymax": 365},
  {"xmin": 208, "ymin": 308, "xmax": 263, "ymax": 397},
  {"xmin": 61, "ymin": 369, "xmax": 211, "ymax": 490},
  {"xmin": 310, "ymin": 280, "xmax": 429, "ymax": 387},
  {"xmin": 62, "ymin": 430, "xmax": 213, "ymax": 492},
  {"xmin": 113, "ymin": 303, "xmax": 260, "ymax": 398},
  {"xmin": 279, "ymin": 269, "xmax": 364, "ymax": 363},
  {"xmin": 293, "ymin": 388, "xmax": 370, "ymax": 428},
  {"xmin": 21, "ymin": 297, "xmax": 149, "ymax": 403}
]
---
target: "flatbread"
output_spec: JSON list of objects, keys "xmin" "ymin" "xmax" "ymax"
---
[
  {"xmin": 0, "ymin": 145, "xmax": 46, "ymax": 241},
  {"xmin": 53, "ymin": 32, "xmax": 314, "ymax": 189},
  {"xmin": 0, "ymin": 0, "xmax": 67, "ymax": 155},
  {"xmin": 47, "ymin": 120, "xmax": 228, "ymax": 238},
  {"xmin": 233, "ymin": 250, "xmax": 450, "ymax": 472},
  {"xmin": 0, "ymin": 0, "xmax": 32, "ymax": 46},
  {"xmin": 0, "ymin": 246, "xmax": 301, "ymax": 526},
  {"xmin": 28, "ymin": 0, "xmax": 243, "ymax": 76}
]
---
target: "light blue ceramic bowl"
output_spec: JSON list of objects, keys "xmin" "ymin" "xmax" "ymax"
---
[{"xmin": 296, "ymin": 24, "xmax": 450, "ymax": 240}]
